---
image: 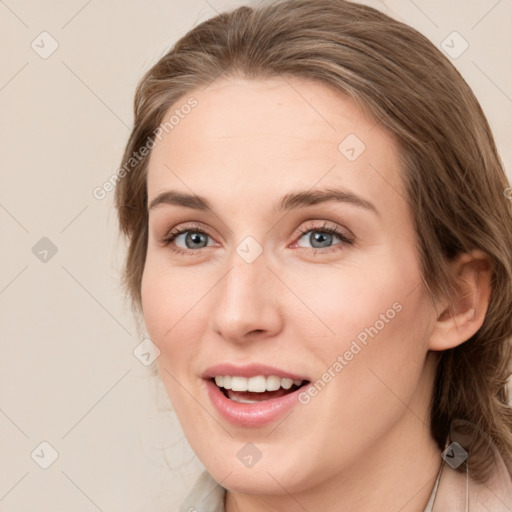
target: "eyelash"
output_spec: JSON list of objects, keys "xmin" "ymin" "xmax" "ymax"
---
[{"xmin": 160, "ymin": 222, "xmax": 355, "ymax": 257}]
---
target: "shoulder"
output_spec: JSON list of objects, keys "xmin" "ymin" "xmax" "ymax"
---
[
  {"xmin": 433, "ymin": 453, "xmax": 512, "ymax": 511},
  {"xmin": 470, "ymin": 453, "xmax": 512, "ymax": 512}
]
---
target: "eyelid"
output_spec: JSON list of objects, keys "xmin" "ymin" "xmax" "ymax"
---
[
  {"xmin": 160, "ymin": 222, "xmax": 215, "ymax": 247},
  {"xmin": 160, "ymin": 221, "xmax": 213, "ymax": 242},
  {"xmin": 294, "ymin": 220, "xmax": 355, "ymax": 244}
]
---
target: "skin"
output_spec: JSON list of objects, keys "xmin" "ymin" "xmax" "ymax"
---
[{"xmin": 141, "ymin": 77, "xmax": 491, "ymax": 511}]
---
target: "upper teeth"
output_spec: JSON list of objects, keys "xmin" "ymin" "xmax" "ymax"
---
[{"xmin": 214, "ymin": 375, "xmax": 303, "ymax": 392}]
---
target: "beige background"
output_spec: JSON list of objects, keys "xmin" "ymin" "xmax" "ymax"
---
[{"xmin": 1, "ymin": 0, "xmax": 511, "ymax": 510}]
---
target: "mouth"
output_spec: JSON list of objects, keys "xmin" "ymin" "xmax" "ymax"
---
[
  {"xmin": 212, "ymin": 375, "xmax": 309, "ymax": 404},
  {"xmin": 202, "ymin": 365, "xmax": 311, "ymax": 427}
]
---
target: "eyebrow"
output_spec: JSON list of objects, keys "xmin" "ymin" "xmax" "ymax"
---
[{"xmin": 148, "ymin": 187, "xmax": 378, "ymax": 216}]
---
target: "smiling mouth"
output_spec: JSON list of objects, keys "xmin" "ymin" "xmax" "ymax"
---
[{"xmin": 212, "ymin": 375, "xmax": 310, "ymax": 403}]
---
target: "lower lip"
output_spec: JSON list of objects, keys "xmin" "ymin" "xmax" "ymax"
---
[{"xmin": 205, "ymin": 379, "xmax": 304, "ymax": 428}]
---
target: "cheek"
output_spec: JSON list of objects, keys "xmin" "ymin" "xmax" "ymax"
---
[
  {"xmin": 141, "ymin": 258, "xmax": 218, "ymax": 372},
  {"xmin": 141, "ymin": 264, "xmax": 204, "ymax": 419},
  {"xmin": 141, "ymin": 261, "xmax": 192, "ymax": 356},
  {"xmin": 282, "ymin": 249, "xmax": 424, "ymax": 357},
  {"xmin": 320, "ymin": 278, "xmax": 434, "ymax": 428},
  {"xmin": 141, "ymin": 263, "xmax": 171, "ymax": 344}
]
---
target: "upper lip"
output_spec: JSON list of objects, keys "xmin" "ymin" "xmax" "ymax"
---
[{"xmin": 202, "ymin": 363, "xmax": 309, "ymax": 382}]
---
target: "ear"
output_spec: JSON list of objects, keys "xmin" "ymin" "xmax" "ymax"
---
[{"xmin": 428, "ymin": 250, "xmax": 492, "ymax": 351}]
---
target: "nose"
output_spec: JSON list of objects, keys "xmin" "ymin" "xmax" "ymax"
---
[{"xmin": 210, "ymin": 248, "xmax": 284, "ymax": 344}]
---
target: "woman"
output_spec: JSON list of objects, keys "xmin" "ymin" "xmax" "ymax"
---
[{"xmin": 115, "ymin": 0, "xmax": 512, "ymax": 510}]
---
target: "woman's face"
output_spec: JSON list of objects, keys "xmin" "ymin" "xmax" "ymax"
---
[{"xmin": 142, "ymin": 77, "xmax": 439, "ymax": 496}]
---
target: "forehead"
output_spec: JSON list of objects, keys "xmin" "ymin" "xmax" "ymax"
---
[{"xmin": 146, "ymin": 77, "xmax": 407, "ymax": 214}]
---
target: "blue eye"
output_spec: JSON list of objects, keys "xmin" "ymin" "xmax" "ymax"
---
[
  {"xmin": 295, "ymin": 223, "xmax": 355, "ymax": 252},
  {"xmin": 161, "ymin": 222, "xmax": 354, "ymax": 256},
  {"xmin": 174, "ymin": 230, "xmax": 210, "ymax": 249},
  {"xmin": 298, "ymin": 229, "xmax": 342, "ymax": 249},
  {"xmin": 162, "ymin": 226, "xmax": 213, "ymax": 255}
]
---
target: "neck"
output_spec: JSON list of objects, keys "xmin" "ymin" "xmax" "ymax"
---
[{"xmin": 225, "ymin": 407, "xmax": 442, "ymax": 512}]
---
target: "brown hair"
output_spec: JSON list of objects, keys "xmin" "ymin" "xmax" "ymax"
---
[{"xmin": 115, "ymin": 0, "xmax": 512, "ymax": 480}]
